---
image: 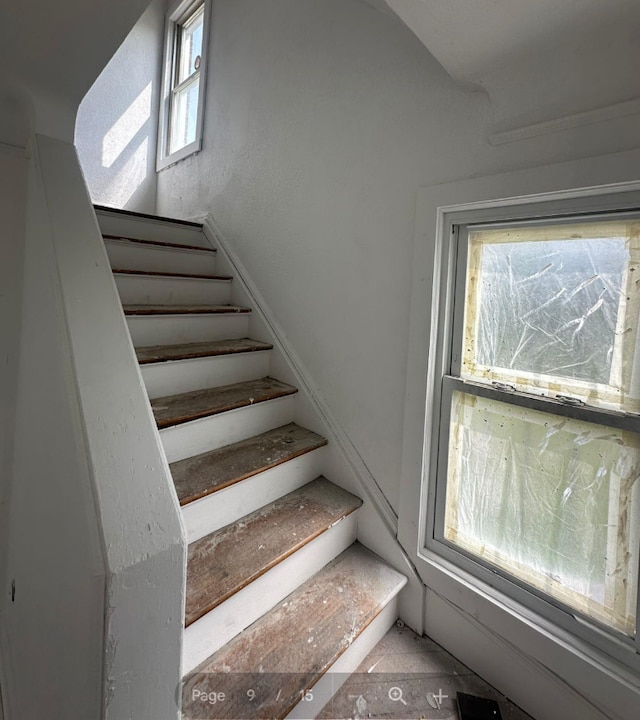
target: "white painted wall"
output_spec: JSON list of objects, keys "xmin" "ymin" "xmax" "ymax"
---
[
  {"xmin": 75, "ymin": 0, "xmax": 166, "ymax": 212},
  {"xmin": 0, "ymin": 145, "xmax": 28, "ymax": 720},
  {"xmin": 156, "ymin": 0, "xmax": 640, "ymax": 513},
  {"xmin": 3, "ymin": 139, "xmax": 107, "ymax": 720}
]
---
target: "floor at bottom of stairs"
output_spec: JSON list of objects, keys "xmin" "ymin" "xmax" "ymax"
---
[{"xmin": 318, "ymin": 623, "xmax": 534, "ymax": 720}]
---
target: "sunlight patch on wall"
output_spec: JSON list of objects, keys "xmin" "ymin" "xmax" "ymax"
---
[
  {"xmin": 104, "ymin": 137, "xmax": 149, "ymax": 208},
  {"xmin": 102, "ymin": 83, "xmax": 152, "ymax": 168}
]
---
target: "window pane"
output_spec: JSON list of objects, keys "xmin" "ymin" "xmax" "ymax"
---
[
  {"xmin": 461, "ymin": 220, "xmax": 640, "ymax": 411},
  {"xmin": 177, "ymin": 5, "xmax": 204, "ymax": 84},
  {"xmin": 169, "ymin": 77, "xmax": 200, "ymax": 154},
  {"xmin": 445, "ymin": 390, "xmax": 639, "ymax": 635}
]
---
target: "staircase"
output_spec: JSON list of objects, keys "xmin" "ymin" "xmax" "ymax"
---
[{"xmin": 97, "ymin": 207, "xmax": 407, "ymax": 719}]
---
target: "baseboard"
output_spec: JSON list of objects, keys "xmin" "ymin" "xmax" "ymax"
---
[
  {"xmin": 199, "ymin": 214, "xmax": 425, "ymax": 633},
  {"xmin": 424, "ymin": 585, "xmax": 640, "ymax": 720},
  {"xmin": 200, "ymin": 215, "xmax": 397, "ymax": 531}
]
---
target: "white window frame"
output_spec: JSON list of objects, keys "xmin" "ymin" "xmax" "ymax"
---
[
  {"xmin": 157, "ymin": 0, "xmax": 211, "ymax": 171},
  {"xmin": 424, "ymin": 187, "xmax": 640, "ymax": 672}
]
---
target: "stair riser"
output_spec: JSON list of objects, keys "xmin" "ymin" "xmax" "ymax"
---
[
  {"xmin": 126, "ymin": 313, "xmax": 249, "ymax": 346},
  {"xmin": 160, "ymin": 395, "xmax": 295, "ymax": 463},
  {"xmin": 105, "ymin": 240, "xmax": 216, "ymax": 275},
  {"xmin": 115, "ymin": 274, "xmax": 231, "ymax": 306},
  {"xmin": 182, "ymin": 447, "xmax": 327, "ymax": 543},
  {"xmin": 142, "ymin": 351, "xmax": 271, "ymax": 400},
  {"xmin": 182, "ymin": 512, "xmax": 358, "ymax": 675},
  {"xmin": 285, "ymin": 599, "xmax": 400, "ymax": 720},
  {"xmin": 98, "ymin": 213, "xmax": 206, "ymax": 245}
]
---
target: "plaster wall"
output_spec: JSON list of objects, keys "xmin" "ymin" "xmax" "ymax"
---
[
  {"xmin": 3, "ymin": 141, "xmax": 106, "ymax": 720},
  {"xmin": 156, "ymin": 0, "xmax": 640, "ymax": 512},
  {"xmin": 75, "ymin": 0, "xmax": 166, "ymax": 212},
  {"xmin": 0, "ymin": 147, "xmax": 28, "ymax": 712}
]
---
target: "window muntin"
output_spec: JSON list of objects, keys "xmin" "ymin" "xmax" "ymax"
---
[{"xmin": 434, "ymin": 212, "xmax": 640, "ymax": 644}]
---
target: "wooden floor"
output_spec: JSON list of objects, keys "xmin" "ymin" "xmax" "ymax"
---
[{"xmin": 319, "ymin": 624, "xmax": 535, "ymax": 720}]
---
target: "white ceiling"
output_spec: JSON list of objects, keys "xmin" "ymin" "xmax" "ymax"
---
[
  {"xmin": 382, "ymin": 0, "xmax": 640, "ymax": 132},
  {"xmin": 384, "ymin": 0, "xmax": 640, "ymax": 81}
]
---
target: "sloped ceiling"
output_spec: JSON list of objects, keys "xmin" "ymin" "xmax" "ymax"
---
[
  {"xmin": 0, "ymin": 0, "xmax": 151, "ymax": 142},
  {"xmin": 383, "ymin": 0, "xmax": 640, "ymax": 137}
]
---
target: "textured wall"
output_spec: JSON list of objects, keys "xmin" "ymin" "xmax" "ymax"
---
[{"xmin": 75, "ymin": 0, "xmax": 165, "ymax": 212}]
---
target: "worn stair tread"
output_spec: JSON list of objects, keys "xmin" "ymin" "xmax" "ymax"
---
[
  {"xmin": 171, "ymin": 422, "xmax": 327, "ymax": 505},
  {"xmin": 185, "ymin": 477, "xmax": 362, "ymax": 626},
  {"xmin": 136, "ymin": 338, "xmax": 273, "ymax": 366},
  {"xmin": 123, "ymin": 303, "xmax": 251, "ymax": 316},
  {"xmin": 152, "ymin": 377, "xmax": 298, "ymax": 429},
  {"xmin": 113, "ymin": 268, "xmax": 232, "ymax": 281},
  {"xmin": 182, "ymin": 543, "xmax": 406, "ymax": 720},
  {"xmin": 103, "ymin": 233, "xmax": 215, "ymax": 253}
]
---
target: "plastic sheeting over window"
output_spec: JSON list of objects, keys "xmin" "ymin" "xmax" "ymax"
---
[
  {"xmin": 445, "ymin": 391, "xmax": 639, "ymax": 635},
  {"xmin": 461, "ymin": 220, "xmax": 640, "ymax": 412}
]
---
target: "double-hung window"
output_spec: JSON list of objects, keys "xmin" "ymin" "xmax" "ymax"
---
[
  {"xmin": 157, "ymin": 0, "xmax": 209, "ymax": 169},
  {"xmin": 429, "ymin": 196, "xmax": 640, "ymax": 661}
]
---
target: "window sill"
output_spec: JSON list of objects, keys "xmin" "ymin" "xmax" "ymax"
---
[
  {"xmin": 156, "ymin": 137, "xmax": 202, "ymax": 172},
  {"xmin": 418, "ymin": 546, "xmax": 640, "ymax": 718}
]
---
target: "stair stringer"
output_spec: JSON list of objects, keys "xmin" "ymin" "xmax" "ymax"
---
[
  {"xmin": 20, "ymin": 138, "xmax": 186, "ymax": 720},
  {"xmin": 199, "ymin": 214, "xmax": 425, "ymax": 634}
]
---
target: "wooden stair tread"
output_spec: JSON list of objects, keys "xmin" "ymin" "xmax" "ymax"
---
[
  {"xmin": 103, "ymin": 233, "xmax": 215, "ymax": 253},
  {"xmin": 185, "ymin": 478, "xmax": 362, "ymax": 626},
  {"xmin": 96, "ymin": 204, "xmax": 204, "ymax": 227},
  {"xmin": 113, "ymin": 268, "xmax": 232, "ymax": 281},
  {"xmin": 151, "ymin": 377, "xmax": 298, "ymax": 429},
  {"xmin": 136, "ymin": 338, "xmax": 273, "ymax": 365},
  {"xmin": 182, "ymin": 544, "xmax": 406, "ymax": 720},
  {"xmin": 123, "ymin": 303, "xmax": 250, "ymax": 316},
  {"xmin": 171, "ymin": 423, "xmax": 327, "ymax": 505}
]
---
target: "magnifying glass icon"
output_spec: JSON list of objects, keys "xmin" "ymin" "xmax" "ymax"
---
[{"xmin": 388, "ymin": 687, "xmax": 407, "ymax": 706}]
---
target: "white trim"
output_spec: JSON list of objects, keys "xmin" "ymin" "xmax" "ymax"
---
[
  {"xmin": 489, "ymin": 98, "xmax": 640, "ymax": 146},
  {"xmin": 0, "ymin": 141, "xmax": 27, "ymax": 156},
  {"xmin": 199, "ymin": 214, "xmax": 428, "ymax": 634},
  {"xmin": 156, "ymin": 0, "xmax": 210, "ymax": 171},
  {"xmin": 201, "ymin": 215, "xmax": 399, "ymax": 534}
]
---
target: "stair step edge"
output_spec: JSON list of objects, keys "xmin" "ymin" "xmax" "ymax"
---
[
  {"xmin": 185, "ymin": 477, "xmax": 362, "ymax": 626},
  {"xmin": 103, "ymin": 233, "xmax": 215, "ymax": 253},
  {"xmin": 172, "ymin": 422, "xmax": 327, "ymax": 506},
  {"xmin": 113, "ymin": 268, "xmax": 231, "ymax": 281},
  {"xmin": 152, "ymin": 377, "xmax": 298, "ymax": 429},
  {"xmin": 123, "ymin": 304, "xmax": 251, "ymax": 316},
  {"xmin": 136, "ymin": 338, "xmax": 273, "ymax": 366}
]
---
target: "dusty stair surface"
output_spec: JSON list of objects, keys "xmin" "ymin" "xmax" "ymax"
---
[{"xmin": 96, "ymin": 205, "xmax": 407, "ymax": 719}]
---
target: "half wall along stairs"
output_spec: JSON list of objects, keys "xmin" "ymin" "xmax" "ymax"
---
[{"xmin": 97, "ymin": 206, "xmax": 407, "ymax": 719}]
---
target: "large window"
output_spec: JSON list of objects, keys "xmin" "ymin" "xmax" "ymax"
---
[
  {"xmin": 429, "ymin": 202, "xmax": 640, "ymax": 661},
  {"xmin": 157, "ymin": 0, "xmax": 209, "ymax": 169}
]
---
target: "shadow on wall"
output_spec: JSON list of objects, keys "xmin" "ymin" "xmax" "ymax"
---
[{"xmin": 74, "ymin": 0, "xmax": 164, "ymax": 213}]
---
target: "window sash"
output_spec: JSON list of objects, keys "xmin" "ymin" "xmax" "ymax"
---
[{"xmin": 434, "ymin": 376, "xmax": 640, "ymax": 643}]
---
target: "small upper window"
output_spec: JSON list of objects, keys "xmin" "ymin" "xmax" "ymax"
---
[{"xmin": 157, "ymin": 0, "xmax": 209, "ymax": 170}]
